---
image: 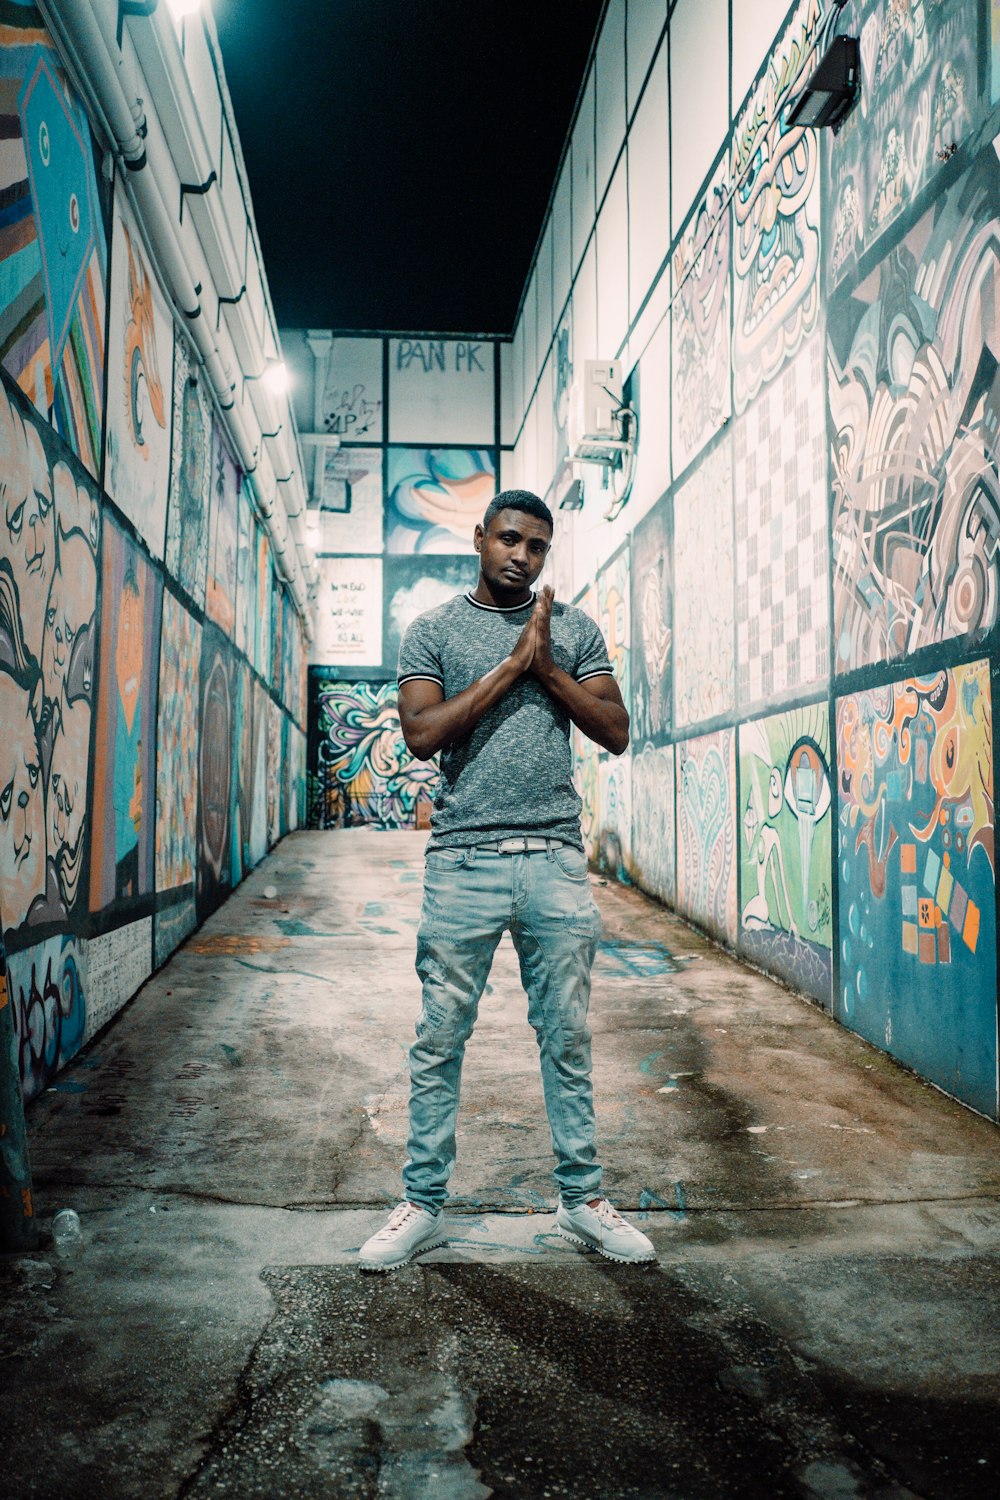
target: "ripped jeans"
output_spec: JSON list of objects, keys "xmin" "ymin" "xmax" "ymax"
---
[{"xmin": 402, "ymin": 841, "xmax": 604, "ymax": 1212}]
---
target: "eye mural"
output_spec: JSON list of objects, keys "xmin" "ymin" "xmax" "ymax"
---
[{"xmin": 731, "ymin": 0, "xmax": 823, "ymax": 416}]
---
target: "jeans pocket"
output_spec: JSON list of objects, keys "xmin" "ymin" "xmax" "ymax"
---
[
  {"xmin": 425, "ymin": 846, "xmax": 470, "ymax": 871},
  {"xmin": 552, "ymin": 845, "xmax": 590, "ymax": 882}
]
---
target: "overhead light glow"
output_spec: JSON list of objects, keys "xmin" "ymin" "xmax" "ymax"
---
[
  {"xmin": 166, "ymin": 0, "xmax": 202, "ymax": 21},
  {"xmin": 263, "ymin": 361, "xmax": 289, "ymax": 395}
]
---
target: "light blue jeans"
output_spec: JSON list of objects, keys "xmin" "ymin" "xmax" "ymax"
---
[{"xmin": 402, "ymin": 841, "xmax": 604, "ymax": 1211}]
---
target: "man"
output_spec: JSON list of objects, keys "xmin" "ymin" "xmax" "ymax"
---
[{"xmin": 359, "ymin": 490, "xmax": 656, "ymax": 1270}]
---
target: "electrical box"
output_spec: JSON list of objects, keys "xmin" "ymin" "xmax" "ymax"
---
[{"xmin": 568, "ymin": 359, "xmax": 624, "ymax": 460}]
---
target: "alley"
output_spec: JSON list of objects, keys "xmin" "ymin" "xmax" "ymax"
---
[{"xmin": 3, "ymin": 829, "xmax": 999, "ymax": 1500}]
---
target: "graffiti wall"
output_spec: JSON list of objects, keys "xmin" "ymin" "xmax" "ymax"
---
[
  {"xmin": 677, "ymin": 729, "xmax": 738, "ymax": 947},
  {"xmin": 310, "ymin": 679, "xmax": 439, "ymax": 829},
  {"xmin": 672, "ymin": 438, "xmax": 734, "ymax": 730},
  {"xmin": 671, "ymin": 158, "xmax": 731, "ymax": 479},
  {"xmin": 837, "ymin": 662, "xmax": 996, "ymax": 1114},
  {"xmin": 630, "ymin": 492, "xmax": 671, "ymax": 744},
  {"xmin": 386, "ymin": 448, "xmax": 496, "ymax": 553}
]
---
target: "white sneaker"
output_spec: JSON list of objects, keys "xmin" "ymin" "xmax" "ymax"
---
[
  {"xmin": 358, "ymin": 1202, "xmax": 448, "ymax": 1271},
  {"xmin": 556, "ymin": 1198, "xmax": 657, "ymax": 1263}
]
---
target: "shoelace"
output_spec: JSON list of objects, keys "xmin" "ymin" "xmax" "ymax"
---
[
  {"xmin": 592, "ymin": 1199, "xmax": 626, "ymax": 1227},
  {"xmin": 381, "ymin": 1202, "xmax": 424, "ymax": 1237}
]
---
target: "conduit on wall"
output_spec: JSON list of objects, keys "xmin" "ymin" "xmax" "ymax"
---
[{"xmin": 39, "ymin": 0, "xmax": 317, "ymax": 639}]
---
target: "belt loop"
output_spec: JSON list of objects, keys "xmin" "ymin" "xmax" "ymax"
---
[
  {"xmin": 467, "ymin": 844, "xmax": 477, "ymax": 866},
  {"xmin": 545, "ymin": 838, "xmax": 555, "ymax": 861}
]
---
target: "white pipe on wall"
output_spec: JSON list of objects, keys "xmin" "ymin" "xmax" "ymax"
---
[{"xmin": 41, "ymin": 0, "xmax": 315, "ymax": 635}]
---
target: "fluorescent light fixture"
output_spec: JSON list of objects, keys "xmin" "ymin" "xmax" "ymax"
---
[
  {"xmin": 166, "ymin": 0, "xmax": 202, "ymax": 20},
  {"xmin": 786, "ymin": 36, "xmax": 860, "ymax": 134}
]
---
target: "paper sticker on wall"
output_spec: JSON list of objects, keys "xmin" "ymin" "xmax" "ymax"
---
[
  {"xmin": 837, "ymin": 661, "xmax": 996, "ymax": 1117},
  {"xmin": 206, "ymin": 421, "xmax": 240, "ymax": 635},
  {"xmin": 321, "ymin": 336, "xmax": 383, "ymax": 442}
]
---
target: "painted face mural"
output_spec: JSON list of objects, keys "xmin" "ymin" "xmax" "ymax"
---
[
  {"xmin": 48, "ymin": 692, "xmax": 90, "ymax": 912},
  {"xmin": 731, "ymin": 0, "xmax": 822, "ymax": 414},
  {"xmin": 43, "ymin": 526, "xmax": 96, "ymax": 715},
  {"xmin": 121, "ymin": 221, "xmax": 166, "ymax": 456},
  {"xmin": 0, "ymin": 671, "xmax": 45, "ymax": 931},
  {"xmin": 3, "ymin": 404, "xmax": 55, "ymax": 662}
]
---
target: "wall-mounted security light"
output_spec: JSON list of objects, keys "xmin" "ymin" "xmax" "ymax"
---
[{"xmin": 786, "ymin": 35, "xmax": 860, "ymax": 134}]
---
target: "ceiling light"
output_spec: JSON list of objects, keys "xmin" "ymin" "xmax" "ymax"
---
[
  {"xmin": 786, "ymin": 35, "xmax": 860, "ymax": 134},
  {"xmin": 166, "ymin": 0, "xmax": 202, "ymax": 21},
  {"xmin": 263, "ymin": 361, "xmax": 289, "ymax": 395}
]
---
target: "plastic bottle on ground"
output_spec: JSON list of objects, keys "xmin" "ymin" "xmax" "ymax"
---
[{"xmin": 51, "ymin": 1208, "xmax": 82, "ymax": 1257}]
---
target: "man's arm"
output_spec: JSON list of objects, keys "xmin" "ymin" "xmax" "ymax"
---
[
  {"xmin": 398, "ymin": 610, "xmax": 536, "ymax": 760},
  {"xmin": 531, "ymin": 588, "xmax": 630, "ymax": 755}
]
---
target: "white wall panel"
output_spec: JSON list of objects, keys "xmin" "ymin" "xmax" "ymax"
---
[
  {"xmin": 500, "ymin": 339, "xmax": 513, "ymax": 447},
  {"xmin": 571, "ymin": 70, "xmax": 596, "ymax": 274},
  {"xmin": 732, "ymin": 0, "xmax": 793, "ymax": 115},
  {"xmin": 595, "ymin": 0, "xmax": 626, "ymax": 202},
  {"xmin": 627, "ymin": 36, "xmax": 669, "ymax": 322},
  {"xmin": 626, "ymin": 0, "xmax": 667, "ymax": 121},
  {"xmin": 669, "ymin": 0, "xmax": 728, "ymax": 237},
  {"xmin": 575, "ymin": 238, "xmax": 599, "ymax": 369},
  {"xmin": 620, "ymin": 311, "xmax": 670, "ymax": 531},
  {"xmin": 512, "ymin": 316, "xmax": 525, "ymax": 437},
  {"xmin": 536, "ymin": 350, "xmax": 556, "ymax": 501},
  {"xmin": 596, "ymin": 155, "xmax": 629, "ymax": 359},
  {"xmin": 551, "ymin": 156, "xmax": 573, "ymax": 322},
  {"xmin": 388, "ymin": 337, "xmax": 494, "ymax": 444},
  {"xmin": 536, "ymin": 223, "xmax": 554, "ymax": 381},
  {"xmin": 523, "ymin": 271, "xmax": 538, "ymax": 397}
]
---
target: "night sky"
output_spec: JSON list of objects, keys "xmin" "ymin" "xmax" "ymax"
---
[{"xmin": 214, "ymin": 0, "xmax": 603, "ymax": 335}]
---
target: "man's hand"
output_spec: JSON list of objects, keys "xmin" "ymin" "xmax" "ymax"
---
[
  {"xmin": 530, "ymin": 585, "xmax": 555, "ymax": 680},
  {"xmin": 509, "ymin": 608, "xmax": 537, "ymax": 674}
]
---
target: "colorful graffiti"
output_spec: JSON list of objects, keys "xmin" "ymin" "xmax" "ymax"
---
[
  {"xmin": 235, "ymin": 494, "xmax": 256, "ymax": 663},
  {"xmin": 837, "ymin": 660, "xmax": 996, "ymax": 1115},
  {"xmin": 630, "ymin": 493, "xmax": 671, "ymax": 744},
  {"xmin": 672, "ymin": 438, "xmax": 734, "ymax": 729},
  {"xmin": 250, "ymin": 680, "xmax": 269, "ymax": 866},
  {"xmin": 631, "ymin": 743, "xmax": 676, "ymax": 908},
  {"xmin": 597, "ymin": 545, "xmax": 631, "ymax": 721},
  {"xmin": 572, "ymin": 724, "xmax": 600, "ymax": 863},
  {"xmin": 739, "ymin": 703, "xmax": 833, "ymax": 1004},
  {"xmin": 831, "ymin": 144, "xmax": 1000, "ymax": 672},
  {"xmin": 255, "ymin": 528, "xmax": 273, "ymax": 683},
  {"xmin": 266, "ymin": 695, "xmax": 282, "ymax": 848},
  {"xmin": 312, "ymin": 679, "xmax": 439, "ymax": 828},
  {"xmin": 103, "ymin": 191, "xmax": 173, "ymax": 559},
  {"xmin": 1, "ymin": 22, "xmax": 106, "ymax": 474},
  {"xmin": 7, "ymin": 933, "xmax": 86, "ymax": 1102},
  {"xmin": 198, "ymin": 630, "xmax": 233, "ymax": 918},
  {"xmin": 672, "ymin": 158, "xmax": 732, "ymax": 478},
  {"xmin": 0, "ymin": 380, "xmax": 99, "ymax": 939},
  {"xmin": 827, "ymin": 0, "xmax": 978, "ymax": 292},
  {"xmin": 677, "ymin": 728, "xmax": 737, "ymax": 947},
  {"xmin": 90, "ymin": 517, "xmax": 161, "ymax": 911},
  {"xmin": 735, "ymin": 332, "xmax": 829, "ymax": 709},
  {"xmin": 164, "ymin": 338, "xmax": 211, "ymax": 607},
  {"xmin": 386, "ymin": 448, "xmax": 496, "ymax": 553},
  {"xmin": 731, "ymin": 0, "xmax": 823, "ymax": 416},
  {"xmin": 155, "ymin": 589, "xmax": 201, "ymax": 892},
  {"xmin": 598, "ymin": 754, "xmax": 632, "ymax": 883},
  {"xmin": 206, "ymin": 420, "xmax": 240, "ymax": 634}
]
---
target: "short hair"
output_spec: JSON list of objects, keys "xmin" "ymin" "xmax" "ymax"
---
[{"xmin": 482, "ymin": 489, "xmax": 554, "ymax": 533}]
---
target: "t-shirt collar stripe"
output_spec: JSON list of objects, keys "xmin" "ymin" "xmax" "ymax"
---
[{"xmin": 464, "ymin": 590, "xmax": 536, "ymax": 613}]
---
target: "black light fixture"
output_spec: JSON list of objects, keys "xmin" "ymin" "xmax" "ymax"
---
[{"xmin": 787, "ymin": 34, "xmax": 860, "ymax": 134}]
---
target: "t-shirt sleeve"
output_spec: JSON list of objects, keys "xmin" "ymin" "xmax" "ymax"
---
[
  {"xmin": 397, "ymin": 613, "xmax": 444, "ymax": 688},
  {"xmin": 575, "ymin": 614, "xmax": 615, "ymax": 683}
]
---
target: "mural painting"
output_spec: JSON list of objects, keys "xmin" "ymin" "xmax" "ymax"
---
[
  {"xmin": 828, "ymin": 0, "xmax": 979, "ymax": 292},
  {"xmin": 596, "ymin": 545, "xmax": 631, "ymax": 725},
  {"xmin": 731, "ymin": 0, "xmax": 823, "ymax": 416},
  {"xmin": 198, "ymin": 629, "xmax": 233, "ymax": 919},
  {"xmin": 386, "ymin": 448, "xmax": 496, "ymax": 553},
  {"xmin": 837, "ymin": 660, "xmax": 996, "ymax": 1116},
  {"xmin": 103, "ymin": 190, "xmax": 173, "ymax": 559},
  {"xmin": 739, "ymin": 703, "xmax": 833, "ymax": 1004},
  {"xmin": 676, "ymin": 728, "xmax": 738, "ymax": 947},
  {"xmin": 249, "ymin": 679, "xmax": 269, "ymax": 867},
  {"xmin": 272, "ymin": 586, "xmax": 284, "ymax": 695},
  {"xmin": 672, "ymin": 438, "xmax": 735, "ymax": 729},
  {"xmin": 311, "ymin": 679, "xmax": 439, "ymax": 828},
  {"xmin": 1, "ymin": 22, "xmax": 107, "ymax": 474},
  {"xmin": 89, "ymin": 517, "xmax": 161, "ymax": 911},
  {"xmin": 154, "ymin": 895, "xmax": 197, "ymax": 969},
  {"xmin": 230, "ymin": 659, "xmax": 253, "ymax": 886},
  {"xmin": 573, "ymin": 724, "xmax": 600, "ymax": 863},
  {"xmin": 631, "ymin": 743, "xmax": 676, "ymax": 908},
  {"xmin": 382, "ymin": 554, "xmax": 480, "ymax": 677},
  {"xmin": 672, "ymin": 158, "xmax": 732, "ymax": 478},
  {"xmin": 630, "ymin": 493, "xmax": 671, "ymax": 744},
  {"xmin": 155, "ymin": 588, "xmax": 201, "ymax": 893},
  {"xmin": 735, "ymin": 332, "xmax": 829, "ymax": 710},
  {"xmin": 164, "ymin": 338, "xmax": 211, "ymax": 607},
  {"xmin": 1, "ymin": 380, "xmax": 100, "ymax": 940},
  {"xmin": 598, "ymin": 754, "xmax": 632, "ymax": 883},
  {"xmin": 314, "ymin": 446, "xmax": 384, "ymax": 554},
  {"xmin": 7, "ymin": 932, "xmax": 86, "ymax": 1102},
  {"xmin": 235, "ymin": 494, "xmax": 256, "ymax": 663},
  {"xmin": 205, "ymin": 420, "xmax": 240, "ymax": 634},
  {"xmin": 553, "ymin": 305, "xmax": 573, "ymax": 474},
  {"xmin": 255, "ymin": 528, "xmax": 273, "ymax": 683},
  {"xmin": 266, "ymin": 695, "xmax": 282, "ymax": 849},
  {"xmin": 831, "ymin": 143, "xmax": 1000, "ymax": 672}
]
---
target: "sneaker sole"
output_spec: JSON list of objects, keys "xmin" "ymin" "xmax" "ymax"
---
[
  {"xmin": 358, "ymin": 1235, "xmax": 448, "ymax": 1272},
  {"xmin": 556, "ymin": 1226, "xmax": 657, "ymax": 1264}
]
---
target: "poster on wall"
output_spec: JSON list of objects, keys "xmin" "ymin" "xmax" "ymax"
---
[
  {"xmin": 1, "ymin": 22, "xmax": 107, "ymax": 476},
  {"xmin": 388, "ymin": 336, "xmax": 495, "ymax": 445},
  {"xmin": 827, "ymin": 0, "xmax": 980, "ymax": 293},
  {"xmin": 386, "ymin": 447, "xmax": 496, "ymax": 553},
  {"xmin": 830, "ymin": 143, "xmax": 1000, "ymax": 673},
  {"xmin": 837, "ymin": 660, "xmax": 996, "ymax": 1117},
  {"xmin": 730, "ymin": 0, "xmax": 823, "ymax": 416},
  {"xmin": 103, "ymin": 186, "xmax": 174, "ymax": 559},
  {"xmin": 0, "ymin": 376, "xmax": 100, "ymax": 943},
  {"xmin": 315, "ymin": 556, "xmax": 383, "ymax": 666},
  {"xmin": 90, "ymin": 516, "xmax": 162, "ymax": 912},
  {"xmin": 164, "ymin": 337, "xmax": 212, "ymax": 607},
  {"xmin": 382, "ymin": 554, "xmax": 480, "ymax": 677},
  {"xmin": 321, "ymin": 336, "xmax": 383, "ymax": 442},
  {"xmin": 314, "ymin": 446, "xmax": 383, "ymax": 554}
]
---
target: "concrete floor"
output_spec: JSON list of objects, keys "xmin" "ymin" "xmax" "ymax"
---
[{"xmin": 2, "ymin": 829, "xmax": 999, "ymax": 1500}]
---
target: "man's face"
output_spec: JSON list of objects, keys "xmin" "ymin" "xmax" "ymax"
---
[{"xmin": 474, "ymin": 509, "xmax": 551, "ymax": 594}]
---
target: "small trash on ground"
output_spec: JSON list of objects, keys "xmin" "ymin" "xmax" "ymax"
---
[{"xmin": 51, "ymin": 1209, "xmax": 82, "ymax": 1258}]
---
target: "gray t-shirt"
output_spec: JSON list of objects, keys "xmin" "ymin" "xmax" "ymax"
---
[{"xmin": 397, "ymin": 591, "xmax": 614, "ymax": 849}]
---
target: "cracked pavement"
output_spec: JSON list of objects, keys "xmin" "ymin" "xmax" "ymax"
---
[{"xmin": 2, "ymin": 830, "xmax": 999, "ymax": 1499}]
